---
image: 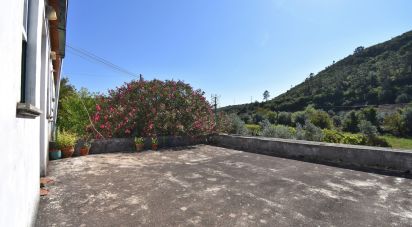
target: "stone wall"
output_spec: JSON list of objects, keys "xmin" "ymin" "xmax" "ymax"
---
[
  {"xmin": 212, "ymin": 134, "xmax": 412, "ymax": 173},
  {"xmin": 79, "ymin": 136, "xmax": 210, "ymax": 155}
]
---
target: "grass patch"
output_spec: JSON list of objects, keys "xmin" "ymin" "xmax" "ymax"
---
[{"xmin": 382, "ymin": 135, "xmax": 412, "ymax": 150}]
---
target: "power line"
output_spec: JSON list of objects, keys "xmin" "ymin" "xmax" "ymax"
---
[{"xmin": 66, "ymin": 44, "xmax": 139, "ymax": 78}]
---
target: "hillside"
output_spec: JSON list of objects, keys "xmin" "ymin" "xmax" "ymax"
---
[{"xmin": 222, "ymin": 30, "xmax": 412, "ymax": 114}]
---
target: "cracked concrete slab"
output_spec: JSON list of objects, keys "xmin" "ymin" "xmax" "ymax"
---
[{"xmin": 36, "ymin": 145, "xmax": 412, "ymax": 226}]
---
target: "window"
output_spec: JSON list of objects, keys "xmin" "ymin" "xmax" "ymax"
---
[
  {"xmin": 21, "ymin": 0, "xmax": 28, "ymax": 102},
  {"xmin": 17, "ymin": 0, "xmax": 42, "ymax": 118}
]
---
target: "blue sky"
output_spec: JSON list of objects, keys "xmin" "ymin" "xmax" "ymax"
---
[{"xmin": 64, "ymin": 0, "xmax": 412, "ymax": 107}]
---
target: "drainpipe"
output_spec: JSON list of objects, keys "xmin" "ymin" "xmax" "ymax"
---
[{"xmin": 52, "ymin": 60, "xmax": 63, "ymax": 140}]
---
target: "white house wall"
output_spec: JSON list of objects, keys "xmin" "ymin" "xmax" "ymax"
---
[{"xmin": 0, "ymin": 0, "xmax": 54, "ymax": 226}]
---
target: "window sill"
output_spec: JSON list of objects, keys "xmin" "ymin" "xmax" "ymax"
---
[{"xmin": 16, "ymin": 102, "xmax": 42, "ymax": 118}]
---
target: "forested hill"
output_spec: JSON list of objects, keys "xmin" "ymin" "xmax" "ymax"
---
[{"xmin": 222, "ymin": 30, "xmax": 412, "ymax": 113}]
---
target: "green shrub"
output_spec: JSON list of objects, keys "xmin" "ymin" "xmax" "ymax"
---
[
  {"xmin": 262, "ymin": 125, "xmax": 295, "ymax": 139},
  {"xmin": 258, "ymin": 119, "xmax": 271, "ymax": 129},
  {"xmin": 382, "ymin": 112, "xmax": 403, "ymax": 136},
  {"xmin": 303, "ymin": 120, "xmax": 324, "ymax": 141},
  {"xmin": 358, "ymin": 120, "xmax": 378, "ymax": 138},
  {"xmin": 266, "ymin": 111, "xmax": 278, "ymax": 124},
  {"xmin": 216, "ymin": 112, "xmax": 232, "ymax": 133},
  {"xmin": 295, "ymin": 121, "xmax": 324, "ymax": 141},
  {"xmin": 343, "ymin": 110, "xmax": 360, "ymax": 132},
  {"xmin": 322, "ymin": 129, "xmax": 344, "ymax": 143},
  {"xmin": 367, "ymin": 136, "xmax": 391, "ymax": 147},
  {"xmin": 359, "ymin": 107, "xmax": 378, "ymax": 126},
  {"xmin": 246, "ymin": 124, "xmax": 261, "ymax": 136},
  {"xmin": 395, "ymin": 93, "xmax": 410, "ymax": 103},
  {"xmin": 342, "ymin": 134, "xmax": 366, "ymax": 145},
  {"xmin": 228, "ymin": 114, "xmax": 248, "ymax": 135},
  {"xmin": 277, "ymin": 112, "xmax": 292, "ymax": 126},
  {"xmin": 56, "ymin": 130, "xmax": 77, "ymax": 149},
  {"xmin": 402, "ymin": 106, "xmax": 412, "ymax": 136},
  {"xmin": 291, "ymin": 111, "xmax": 307, "ymax": 126},
  {"xmin": 308, "ymin": 110, "xmax": 332, "ymax": 129},
  {"xmin": 332, "ymin": 115, "xmax": 342, "ymax": 128},
  {"xmin": 295, "ymin": 124, "xmax": 305, "ymax": 140}
]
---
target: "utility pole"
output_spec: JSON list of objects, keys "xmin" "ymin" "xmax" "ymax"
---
[{"xmin": 211, "ymin": 94, "xmax": 220, "ymax": 124}]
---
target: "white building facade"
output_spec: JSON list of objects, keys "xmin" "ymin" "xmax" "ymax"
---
[{"xmin": 0, "ymin": 0, "xmax": 67, "ymax": 226}]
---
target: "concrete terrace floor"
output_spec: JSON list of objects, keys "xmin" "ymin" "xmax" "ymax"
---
[{"xmin": 36, "ymin": 145, "xmax": 412, "ymax": 227}]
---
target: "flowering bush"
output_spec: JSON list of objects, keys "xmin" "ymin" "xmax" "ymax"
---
[{"xmin": 90, "ymin": 79, "xmax": 215, "ymax": 138}]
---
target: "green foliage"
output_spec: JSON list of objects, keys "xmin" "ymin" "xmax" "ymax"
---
[
  {"xmin": 367, "ymin": 136, "xmax": 391, "ymax": 147},
  {"xmin": 383, "ymin": 112, "xmax": 404, "ymax": 136},
  {"xmin": 216, "ymin": 112, "xmax": 232, "ymax": 133},
  {"xmin": 263, "ymin": 90, "xmax": 270, "ymax": 101},
  {"xmin": 151, "ymin": 137, "xmax": 158, "ymax": 145},
  {"xmin": 332, "ymin": 115, "xmax": 343, "ymax": 128},
  {"xmin": 277, "ymin": 112, "xmax": 292, "ymax": 126},
  {"xmin": 246, "ymin": 124, "xmax": 261, "ymax": 136},
  {"xmin": 359, "ymin": 107, "xmax": 378, "ymax": 126},
  {"xmin": 258, "ymin": 119, "xmax": 271, "ymax": 129},
  {"xmin": 308, "ymin": 109, "xmax": 332, "ymax": 129},
  {"xmin": 322, "ymin": 129, "xmax": 344, "ymax": 143},
  {"xmin": 56, "ymin": 130, "xmax": 77, "ymax": 149},
  {"xmin": 266, "ymin": 111, "xmax": 277, "ymax": 124},
  {"xmin": 252, "ymin": 113, "xmax": 265, "ymax": 124},
  {"xmin": 291, "ymin": 111, "xmax": 307, "ymax": 126},
  {"xmin": 343, "ymin": 111, "xmax": 360, "ymax": 132},
  {"xmin": 57, "ymin": 78, "xmax": 95, "ymax": 137},
  {"xmin": 342, "ymin": 134, "xmax": 366, "ymax": 145},
  {"xmin": 261, "ymin": 125, "xmax": 295, "ymax": 139},
  {"xmin": 134, "ymin": 137, "xmax": 144, "ymax": 145},
  {"xmin": 295, "ymin": 124, "xmax": 305, "ymax": 140},
  {"xmin": 402, "ymin": 106, "xmax": 412, "ymax": 135},
  {"xmin": 228, "ymin": 113, "xmax": 248, "ymax": 135},
  {"xmin": 383, "ymin": 135, "xmax": 412, "ymax": 149},
  {"xmin": 302, "ymin": 120, "xmax": 324, "ymax": 141},
  {"xmin": 358, "ymin": 120, "xmax": 378, "ymax": 138},
  {"xmin": 58, "ymin": 88, "xmax": 95, "ymax": 137},
  {"xmin": 395, "ymin": 93, "xmax": 410, "ymax": 103},
  {"xmin": 83, "ymin": 141, "xmax": 91, "ymax": 148}
]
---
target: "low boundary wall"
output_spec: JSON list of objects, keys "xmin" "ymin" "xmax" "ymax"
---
[
  {"xmin": 212, "ymin": 134, "xmax": 412, "ymax": 173},
  {"xmin": 76, "ymin": 135, "xmax": 209, "ymax": 155}
]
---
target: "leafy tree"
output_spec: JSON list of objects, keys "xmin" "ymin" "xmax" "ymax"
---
[
  {"xmin": 358, "ymin": 120, "xmax": 378, "ymax": 138},
  {"xmin": 291, "ymin": 111, "xmax": 307, "ymax": 126},
  {"xmin": 395, "ymin": 93, "xmax": 410, "ymax": 103},
  {"xmin": 252, "ymin": 113, "xmax": 265, "ymax": 124},
  {"xmin": 58, "ymin": 88, "xmax": 95, "ymax": 137},
  {"xmin": 343, "ymin": 111, "xmax": 360, "ymax": 132},
  {"xmin": 57, "ymin": 77, "xmax": 76, "ymax": 127},
  {"xmin": 359, "ymin": 107, "xmax": 378, "ymax": 126},
  {"xmin": 263, "ymin": 90, "xmax": 270, "ymax": 102},
  {"xmin": 401, "ymin": 106, "xmax": 412, "ymax": 135},
  {"xmin": 228, "ymin": 113, "xmax": 248, "ymax": 135},
  {"xmin": 266, "ymin": 111, "xmax": 277, "ymax": 124},
  {"xmin": 303, "ymin": 120, "xmax": 324, "ymax": 141},
  {"xmin": 277, "ymin": 112, "xmax": 292, "ymax": 126},
  {"xmin": 354, "ymin": 46, "xmax": 365, "ymax": 55},
  {"xmin": 308, "ymin": 110, "xmax": 332, "ymax": 129},
  {"xmin": 383, "ymin": 112, "xmax": 403, "ymax": 136}
]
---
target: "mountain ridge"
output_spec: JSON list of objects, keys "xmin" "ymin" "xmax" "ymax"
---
[{"xmin": 221, "ymin": 30, "xmax": 412, "ymax": 114}]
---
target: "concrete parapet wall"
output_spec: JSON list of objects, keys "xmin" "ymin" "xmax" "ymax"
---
[
  {"xmin": 213, "ymin": 134, "xmax": 412, "ymax": 173},
  {"xmin": 81, "ymin": 136, "xmax": 209, "ymax": 155}
]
